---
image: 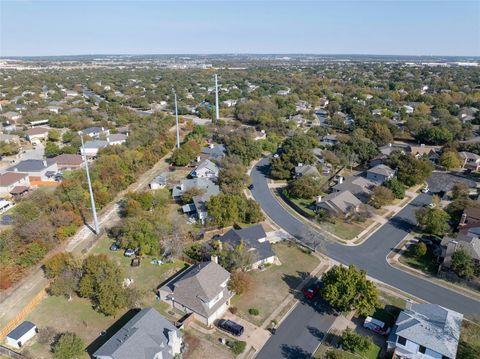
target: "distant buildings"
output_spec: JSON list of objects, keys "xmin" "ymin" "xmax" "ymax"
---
[
  {"xmin": 6, "ymin": 159, "xmax": 58, "ymax": 182},
  {"xmin": 80, "ymin": 140, "xmax": 109, "ymax": 158}
]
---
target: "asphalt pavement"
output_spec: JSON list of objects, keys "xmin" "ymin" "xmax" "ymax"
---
[{"xmin": 251, "ymin": 157, "xmax": 480, "ymax": 358}]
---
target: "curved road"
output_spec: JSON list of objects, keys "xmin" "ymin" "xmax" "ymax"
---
[{"xmin": 251, "ymin": 157, "xmax": 480, "ymax": 315}]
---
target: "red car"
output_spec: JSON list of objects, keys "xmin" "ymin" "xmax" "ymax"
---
[{"xmin": 303, "ymin": 286, "xmax": 320, "ymax": 299}]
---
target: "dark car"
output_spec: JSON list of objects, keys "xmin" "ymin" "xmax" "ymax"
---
[
  {"xmin": 110, "ymin": 243, "xmax": 120, "ymax": 251},
  {"xmin": 217, "ymin": 319, "xmax": 244, "ymax": 337},
  {"xmin": 248, "ymin": 184, "xmax": 254, "ymax": 190}
]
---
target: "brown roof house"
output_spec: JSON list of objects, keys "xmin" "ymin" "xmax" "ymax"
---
[
  {"xmin": 0, "ymin": 172, "xmax": 30, "ymax": 196},
  {"xmin": 459, "ymin": 151, "xmax": 480, "ymax": 171},
  {"xmin": 25, "ymin": 127, "xmax": 49, "ymax": 143},
  {"xmin": 158, "ymin": 259, "xmax": 232, "ymax": 326},
  {"xmin": 53, "ymin": 154, "xmax": 84, "ymax": 171}
]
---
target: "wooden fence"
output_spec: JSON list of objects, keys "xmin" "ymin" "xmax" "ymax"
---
[
  {"xmin": 0, "ymin": 346, "xmax": 25, "ymax": 359},
  {"xmin": 0, "ymin": 288, "xmax": 46, "ymax": 340}
]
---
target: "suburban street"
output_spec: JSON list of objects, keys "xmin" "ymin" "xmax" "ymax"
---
[{"xmin": 251, "ymin": 157, "xmax": 480, "ymax": 358}]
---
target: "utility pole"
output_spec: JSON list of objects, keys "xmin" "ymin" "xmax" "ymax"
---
[
  {"xmin": 173, "ymin": 90, "xmax": 180, "ymax": 149},
  {"xmin": 80, "ymin": 135, "xmax": 100, "ymax": 235},
  {"xmin": 214, "ymin": 74, "xmax": 220, "ymax": 124}
]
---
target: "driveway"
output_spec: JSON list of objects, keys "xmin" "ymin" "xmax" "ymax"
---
[{"xmin": 222, "ymin": 312, "xmax": 270, "ymax": 351}]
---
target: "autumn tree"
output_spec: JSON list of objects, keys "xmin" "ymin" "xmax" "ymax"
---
[
  {"xmin": 368, "ymin": 186, "xmax": 394, "ymax": 209},
  {"xmin": 287, "ymin": 175, "xmax": 322, "ymax": 199},
  {"xmin": 53, "ymin": 332, "xmax": 85, "ymax": 359},
  {"xmin": 415, "ymin": 207, "xmax": 450, "ymax": 236}
]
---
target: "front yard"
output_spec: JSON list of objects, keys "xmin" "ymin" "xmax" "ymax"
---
[
  {"xmin": 320, "ymin": 219, "xmax": 373, "ymax": 241},
  {"xmin": 398, "ymin": 241, "xmax": 438, "ymax": 275},
  {"xmin": 231, "ymin": 241, "xmax": 320, "ymax": 326}
]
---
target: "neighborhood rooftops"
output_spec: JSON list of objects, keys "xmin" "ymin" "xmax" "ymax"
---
[
  {"xmin": 387, "ymin": 302, "xmax": 463, "ymax": 359},
  {"xmin": 83, "ymin": 140, "xmax": 109, "ymax": 149},
  {"xmin": 93, "ymin": 307, "xmax": 181, "ymax": 359},
  {"xmin": 0, "ymin": 172, "xmax": 28, "ymax": 187},
  {"xmin": 172, "ymin": 178, "xmax": 220, "ymax": 199},
  {"xmin": 201, "ymin": 144, "xmax": 226, "ymax": 159},
  {"xmin": 25, "ymin": 127, "xmax": 49, "ymax": 136},
  {"xmin": 426, "ymin": 172, "xmax": 478, "ymax": 194},
  {"xmin": 53, "ymin": 154, "xmax": 83, "ymax": 167},
  {"xmin": 318, "ymin": 190, "xmax": 362, "ymax": 214}
]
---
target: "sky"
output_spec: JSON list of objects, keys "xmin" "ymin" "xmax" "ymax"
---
[{"xmin": 0, "ymin": 0, "xmax": 479, "ymax": 57}]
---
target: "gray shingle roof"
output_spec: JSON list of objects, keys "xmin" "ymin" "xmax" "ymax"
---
[
  {"xmin": 367, "ymin": 164, "xmax": 395, "ymax": 177},
  {"xmin": 83, "ymin": 140, "xmax": 109, "ymax": 149},
  {"xmin": 426, "ymin": 172, "xmax": 478, "ymax": 194},
  {"xmin": 6, "ymin": 159, "xmax": 56, "ymax": 173},
  {"xmin": 388, "ymin": 303, "xmax": 463, "ymax": 359},
  {"xmin": 319, "ymin": 190, "xmax": 362, "ymax": 213},
  {"xmin": 201, "ymin": 144, "xmax": 226, "ymax": 159},
  {"xmin": 294, "ymin": 164, "xmax": 320, "ymax": 177},
  {"xmin": 172, "ymin": 178, "xmax": 219, "ymax": 198},
  {"xmin": 160, "ymin": 262, "xmax": 231, "ymax": 318},
  {"xmin": 219, "ymin": 224, "xmax": 274, "ymax": 262},
  {"xmin": 93, "ymin": 308, "xmax": 180, "ymax": 359}
]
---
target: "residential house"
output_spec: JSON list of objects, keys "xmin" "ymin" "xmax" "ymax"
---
[
  {"xmin": 425, "ymin": 172, "xmax": 477, "ymax": 197},
  {"xmin": 175, "ymin": 178, "xmax": 220, "ymax": 223},
  {"xmin": 93, "ymin": 307, "xmax": 182, "ymax": 359},
  {"xmin": 81, "ymin": 126, "xmax": 110, "ymax": 139},
  {"xmin": 201, "ymin": 144, "xmax": 226, "ymax": 160},
  {"xmin": 25, "ymin": 127, "xmax": 49, "ymax": 143},
  {"xmin": 402, "ymin": 105, "xmax": 414, "ymax": 114},
  {"xmin": 6, "ymin": 321, "xmax": 37, "ymax": 349},
  {"xmin": 332, "ymin": 176, "xmax": 376, "ymax": 203},
  {"xmin": 366, "ymin": 164, "xmax": 395, "ymax": 184},
  {"xmin": 6, "ymin": 159, "xmax": 58, "ymax": 182},
  {"xmin": 190, "ymin": 159, "xmax": 219, "ymax": 179},
  {"xmin": 291, "ymin": 114, "xmax": 307, "ymax": 127},
  {"xmin": 440, "ymin": 227, "xmax": 480, "ymax": 271},
  {"xmin": 158, "ymin": 260, "xmax": 232, "ymax": 326},
  {"xmin": 0, "ymin": 172, "xmax": 30, "ymax": 196},
  {"xmin": 52, "ymin": 154, "xmax": 84, "ymax": 171},
  {"xmin": 217, "ymin": 224, "xmax": 277, "ymax": 269},
  {"xmin": 387, "ymin": 300, "xmax": 462, "ymax": 359},
  {"xmin": 2, "ymin": 111, "xmax": 22, "ymax": 122},
  {"xmin": 370, "ymin": 143, "xmax": 408, "ymax": 166},
  {"xmin": 107, "ymin": 133, "xmax": 128, "ymax": 145},
  {"xmin": 253, "ymin": 130, "xmax": 267, "ymax": 141},
  {"xmin": 223, "ymin": 99, "xmax": 238, "ymax": 107},
  {"xmin": 457, "ymin": 207, "xmax": 480, "ymax": 234},
  {"xmin": 459, "ymin": 151, "xmax": 480, "ymax": 171},
  {"xmin": 316, "ymin": 190, "xmax": 362, "ymax": 216},
  {"xmin": 277, "ymin": 89, "xmax": 290, "ymax": 96},
  {"xmin": 409, "ymin": 145, "xmax": 440, "ymax": 162},
  {"xmin": 64, "ymin": 90, "xmax": 79, "ymax": 98},
  {"xmin": 322, "ymin": 135, "xmax": 338, "ymax": 146},
  {"xmin": 294, "ymin": 164, "xmax": 320, "ymax": 178},
  {"xmin": 149, "ymin": 173, "xmax": 169, "ymax": 190},
  {"xmin": 47, "ymin": 105, "xmax": 61, "ymax": 114},
  {"xmin": 80, "ymin": 140, "xmax": 109, "ymax": 158}
]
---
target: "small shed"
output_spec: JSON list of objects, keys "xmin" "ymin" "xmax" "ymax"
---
[{"xmin": 6, "ymin": 321, "xmax": 37, "ymax": 348}]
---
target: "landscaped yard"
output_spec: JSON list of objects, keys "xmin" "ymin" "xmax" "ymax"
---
[
  {"xmin": 183, "ymin": 328, "xmax": 234, "ymax": 359},
  {"xmin": 19, "ymin": 236, "xmax": 187, "ymax": 358},
  {"xmin": 398, "ymin": 243, "xmax": 438, "ymax": 275},
  {"xmin": 320, "ymin": 219, "xmax": 373, "ymax": 241},
  {"xmin": 231, "ymin": 241, "xmax": 320, "ymax": 326}
]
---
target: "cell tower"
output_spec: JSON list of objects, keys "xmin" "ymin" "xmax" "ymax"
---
[
  {"xmin": 80, "ymin": 135, "xmax": 100, "ymax": 235},
  {"xmin": 215, "ymin": 74, "xmax": 220, "ymax": 123},
  {"xmin": 173, "ymin": 90, "xmax": 180, "ymax": 148}
]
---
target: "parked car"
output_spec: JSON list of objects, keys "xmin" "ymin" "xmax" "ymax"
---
[
  {"xmin": 110, "ymin": 243, "xmax": 120, "ymax": 251},
  {"xmin": 421, "ymin": 186, "xmax": 429, "ymax": 193},
  {"xmin": 248, "ymin": 184, "xmax": 254, "ymax": 190},
  {"xmin": 363, "ymin": 316, "xmax": 391, "ymax": 336},
  {"xmin": 124, "ymin": 248, "xmax": 135, "ymax": 257},
  {"xmin": 303, "ymin": 285, "xmax": 320, "ymax": 299},
  {"xmin": 150, "ymin": 259, "xmax": 164, "ymax": 265},
  {"xmin": 217, "ymin": 319, "xmax": 244, "ymax": 337}
]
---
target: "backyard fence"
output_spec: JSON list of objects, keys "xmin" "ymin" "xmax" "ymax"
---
[{"xmin": 0, "ymin": 346, "xmax": 25, "ymax": 359}]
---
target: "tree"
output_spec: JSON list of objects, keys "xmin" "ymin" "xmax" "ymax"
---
[
  {"xmin": 415, "ymin": 207, "xmax": 450, "ymax": 236},
  {"xmin": 228, "ymin": 271, "xmax": 253, "ymax": 295},
  {"xmin": 451, "ymin": 182, "xmax": 470, "ymax": 200},
  {"xmin": 367, "ymin": 122, "xmax": 393, "ymax": 146},
  {"xmin": 387, "ymin": 152, "xmax": 433, "ymax": 187},
  {"xmin": 0, "ymin": 141, "xmax": 19, "ymax": 156},
  {"xmin": 451, "ymin": 247, "xmax": 475, "ymax": 279},
  {"xmin": 45, "ymin": 141, "xmax": 62, "ymax": 157},
  {"xmin": 218, "ymin": 157, "xmax": 250, "ymax": 194},
  {"xmin": 44, "ymin": 252, "xmax": 77, "ymax": 279},
  {"xmin": 219, "ymin": 240, "xmax": 257, "ymax": 271},
  {"xmin": 287, "ymin": 175, "xmax": 322, "ymax": 199},
  {"xmin": 224, "ymin": 133, "xmax": 263, "ymax": 165},
  {"xmin": 368, "ymin": 186, "xmax": 394, "ymax": 209},
  {"xmin": 439, "ymin": 150, "xmax": 462, "ymax": 169},
  {"xmin": 48, "ymin": 129, "xmax": 61, "ymax": 142},
  {"xmin": 53, "ymin": 332, "xmax": 85, "ymax": 359},
  {"xmin": 384, "ymin": 178, "xmax": 406, "ymax": 199},
  {"xmin": 321, "ymin": 265, "xmax": 380, "ymax": 316},
  {"xmin": 341, "ymin": 328, "xmax": 371, "ymax": 353},
  {"xmin": 411, "ymin": 242, "xmax": 427, "ymax": 258},
  {"xmin": 206, "ymin": 193, "xmax": 264, "ymax": 227},
  {"xmin": 49, "ymin": 268, "xmax": 81, "ymax": 300}
]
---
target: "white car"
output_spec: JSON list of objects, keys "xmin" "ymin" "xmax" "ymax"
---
[
  {"xmin": 124, "ymin": 249, "xmax": 135, "ymax": 257},
  {"xmin": 421, "ymin": 187, "xmax": 429, "ymax": 193}
]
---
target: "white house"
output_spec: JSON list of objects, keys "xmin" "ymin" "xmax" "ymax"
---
[
  {"xmin": 190, "ymin": 159, "xmax": 219, "ymax": 179},
  {"xmin": 107, "ymin": 133, "xmax": 128, "ymax": 145},
  {"xmin": 25, "ymin": 127, "xmax": 49, "ymax": 143},
  {"xmin": 6, "ymin": 321, "xmax": 37, "ymax": 349},
  {"xmin": 80, "ymin": 140, "xmax": 109, "ymax": 158}
]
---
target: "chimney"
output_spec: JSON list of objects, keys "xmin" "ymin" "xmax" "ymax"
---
[
  {"xmin": 339, "ymin": 176, "xmax": 344, "ymax": 184},
  {"xmin": 460, "ymin": 212, "xmax": 468, "ymax": 226},
  {"xmin": 197, "ymin": 156, "xmax": 201, "ymax": 163},
  {"xmin": 209, "ymin": 143, "xmax": 214, "ymax": 149},
  {"xmin": 43, "ymin": 160, "xmax": 47, "ymax": 167},
  {"xmin": 211, "ymin": 255, "xmax": 218, "ymax": 264},
  {"xmin": 14, "ymin": 167, "xmax": 18, "ymax": 172},
  {"xmin": 316, "ymin": 195, "xmax": 322, "ymax": 203},
  {"xmin": 388, "ymin": 143, "xmax": 392, "ymax": 147},
  {"xmin": 405, "ymin": 299, "xmax": 414, "ymax": 311},
  {"xmin": 298, "ymin": 163, "xmax": 303, "ymax": 167}
]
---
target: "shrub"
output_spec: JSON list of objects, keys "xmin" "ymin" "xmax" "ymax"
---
[
  {"xmin": 325, "ymin": 350, "xmax": 346, "ymax": 359},
  {"xmin": 248, "ymin": 308, "xmax": 260, "ymax": 316},
  {"xmin": 229, "ymin": 307, "xmax": 238, "ymax": 314},
  {"xmin": 229, "ymin": 340, "xmax": 247, "ymax": 355},
  {"xmin": 53, "ymin": 332, "xmax": 85, "ymax": 359},
  {"xmin": 411, "ymin": 242, "xmax": 427, "ymax": 258},
  {"xmin": 341, "ymin": 328, "xmax": 371, "ymax": 353}
]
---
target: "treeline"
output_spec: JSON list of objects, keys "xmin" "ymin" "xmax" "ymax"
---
[{"xmin": 0, "ymin": 114, "xmax": 175, "ymax": 289}]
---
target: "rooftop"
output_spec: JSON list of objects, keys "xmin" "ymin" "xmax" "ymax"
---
[{"xmin": 6, "ymin": 159, "xmax": 56, "ymax": 173}]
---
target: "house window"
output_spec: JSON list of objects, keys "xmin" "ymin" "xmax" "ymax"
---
[
  {"xmin": 397, "ymin": 336, "xmax": 407, "ymax": 346},
  {"xmin": 419, "ymin": 345, "xmax": 426, "ymax": 354}
]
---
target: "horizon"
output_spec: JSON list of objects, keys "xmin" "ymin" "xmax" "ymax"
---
[{"xmin": 1, "ymin": 0, "xmax": 479, "ymax": 57}]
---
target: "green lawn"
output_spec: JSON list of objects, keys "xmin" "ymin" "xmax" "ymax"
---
[
  {"xmin": 458, "ymin": 318, "xmax": 480, "ymax": 359},
  {"xmin": 398, "ymin": 245, "xmax": 438, "ymax": 275},
  {"xmin": 320, "ymin": 219, "xmax": 373, "ymax": 241},
  {"xmin": 289, "ymin": 196, "xmax": 317, "ymax": 216},
  {"xmin": 231, "ymin": 241, "xmax": 320, "ymax": 326},
  {"xmin": 21, "ymin": 237, "xmax": 186, "ymax": 358},
  {"xmin": 314, "ymin": 343, "xmax": 381, "ymax": 359}
]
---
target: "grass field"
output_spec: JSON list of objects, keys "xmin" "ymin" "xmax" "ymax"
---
[
  {"xmin": 458, "ymin": 318, "xmax": 480, "ymax": 359},
  {"xmin": 398, "ymin": 245, "xmax": 438, "ymax": 275},
  {"xmin": 231, "ymin": 241, "xmax": 320, "ymax": 326},
  {"xmin": 321, "ymin": 219, "xmax": 373, "ymax": 241}
]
